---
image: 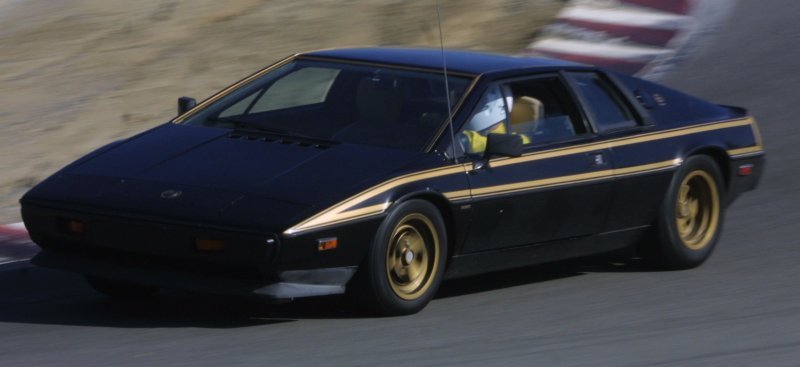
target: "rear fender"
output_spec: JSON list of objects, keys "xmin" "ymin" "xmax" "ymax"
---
[{"xmin": 685, "ymin": 145, "xmax": 731, "ymax": 191}]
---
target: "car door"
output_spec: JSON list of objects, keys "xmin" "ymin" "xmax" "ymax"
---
[
  {"xmin": 564, "ymin": 71, "xmax": 666, "ymax": 232},
  {"xmin": 458, "ymin": 74, "xmax": 615, "ymax": 253}
]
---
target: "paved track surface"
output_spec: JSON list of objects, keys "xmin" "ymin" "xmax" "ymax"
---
[{"xmin": 1, "ymin": 1, "xmax": 799, "ymax": 365}]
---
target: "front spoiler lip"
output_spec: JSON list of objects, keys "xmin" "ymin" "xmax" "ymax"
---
[{"xmin": 32, "ymin": 250, "xmax": 356, "ymax": 300}]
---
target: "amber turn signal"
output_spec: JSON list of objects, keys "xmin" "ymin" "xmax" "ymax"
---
[
  {"xmin": 67, "ymin": 219, "xmax": 86, "ymax": 235},
  {"xmin": 195, "ymin": 238, "xmax": 225, "ymax": 252},
  {"xmin": 317, "ymin": 237, "xmax": 338, "ymax": 251}
]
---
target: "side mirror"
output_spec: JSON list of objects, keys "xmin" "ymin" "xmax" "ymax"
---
[
  {"xmin": 485, "ymin": 133, "xmax": 523, "ymax": 158},
  {"xmin": 177, "ymin": 96, "xmax": 197, "ymax": 115},
  {"xmin": 472, "ymin": 133, "xmax": 523, "ymax": 171}
]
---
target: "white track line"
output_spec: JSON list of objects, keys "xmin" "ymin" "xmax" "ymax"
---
[
  {"xmin": 6, "ymin": 222, "xmax": 26, "ymax": 231},
  {"xmin": 559, "ymin": 5, "xmax": 690, "ymax": 29},
  {"xmin": 0, "ymin": 258, "xmax": 25, "ymax": 266}
]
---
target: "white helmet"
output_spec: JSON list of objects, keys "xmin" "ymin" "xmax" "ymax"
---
[{"xmin": 466, "ymin": 85, "xmax": 513, "ymax": 132}]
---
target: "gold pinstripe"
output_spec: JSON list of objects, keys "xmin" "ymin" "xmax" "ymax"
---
[
  {"xmin": 285, "ymin": 165, "xmax": 469, "ymax": 234},
  {"xmin": 492, "ymin": 117, "xmax": 756, "ymax": 169},
  {"xmin": 728, "ymin": 146, "xmax": 765, "ymax": 157},
  {"xmin": 751, "ymin": 118, "xmax": 764, "ymax": 147},
  {"xmin": 444, "ymin": 190, "xmax": 472, "ymax": 201},
  {"xmin": 284, "ymin": 118, "xmax": 763, "ymax": 235},
  {"xmin": 467, "ymin": 159, "xmax": 679, "ymax": 199},
  {"xmin": 727, "ymin": 118, "xmax": 766, "ymax": 157}
]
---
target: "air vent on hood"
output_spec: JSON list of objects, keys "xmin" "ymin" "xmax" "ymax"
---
[{"xmin": 227, "ymin": 132, "xmax": 333, "ymax": 150}]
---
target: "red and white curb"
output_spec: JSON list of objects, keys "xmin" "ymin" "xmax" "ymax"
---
[
  {"xmin": 0, "ymin": 222, "xmax": 37, "ymax": 267},
  {"xmin": 526, "ymin": 0, "xmax": 735, "ymax": 79}
]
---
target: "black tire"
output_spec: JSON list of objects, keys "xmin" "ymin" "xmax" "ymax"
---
[
  {"xmin": 85, "ymin": 276, "xmax": 159, "ymax": 299},
  {"xmin": 640, "ymin": 155, "xmax": 725, "ymax": 269},
  {"xmin": 352, "ymin": 200, "xmax": 447, "ymax": 316}
]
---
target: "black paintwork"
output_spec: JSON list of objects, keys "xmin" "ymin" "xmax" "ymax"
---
[{"xmin": 20, "ymin": 48, "xmax": 764, "ymax": 299}]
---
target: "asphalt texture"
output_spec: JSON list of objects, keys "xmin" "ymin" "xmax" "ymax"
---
[{"xmin": 1, "ymin": 1, "xmax": 799, "ymax": 366}]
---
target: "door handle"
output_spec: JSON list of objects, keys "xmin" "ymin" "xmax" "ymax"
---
[{"xmin": 588, "ymin": 151, "xmax": 608, "ymax": 167}]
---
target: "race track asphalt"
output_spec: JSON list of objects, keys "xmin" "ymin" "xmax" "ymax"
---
[{"xmin": 1, "ymin": 1, "xmax": 799, "ymax": 366}]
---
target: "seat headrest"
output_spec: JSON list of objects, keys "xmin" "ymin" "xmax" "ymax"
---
[{"xmin": 510, "ymin": 96, "xmax": 544, "ymax": 125}]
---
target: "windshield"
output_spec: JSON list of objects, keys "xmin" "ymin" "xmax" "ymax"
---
[{"xmin": 182, "ymin": 59, "xmax": 472, "ymax": 151}]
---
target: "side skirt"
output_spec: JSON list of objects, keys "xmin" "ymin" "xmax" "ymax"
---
[{"xmin": 443, "ymin": 226, "xmax": 650, "ymax": 279}]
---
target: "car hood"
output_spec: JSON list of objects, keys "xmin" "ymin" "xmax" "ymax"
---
[{"xmin": 24, "ymin": 124, "xmax": 425, "ymax": 231}]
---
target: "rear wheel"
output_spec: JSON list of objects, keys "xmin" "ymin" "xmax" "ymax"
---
[
  {"xmin": 640, "ymin": 155, "xmax": 724, "ymax": 269},
  {"xmin": 353, "ymin": 200, "xmax": 447, "ymax": 316},
  {"xmin": 85, "ymin": 276, "xmax": 159, "ymax": 299}
]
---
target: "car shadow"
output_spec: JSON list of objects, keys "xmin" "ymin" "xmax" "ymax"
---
[
  {"xmin": 0, "ymin": 251, "xmax": 655, "ymax": 328},
  {"xmin": 435, "ymin": 249, "xmax": 653, "ymax": 299}
]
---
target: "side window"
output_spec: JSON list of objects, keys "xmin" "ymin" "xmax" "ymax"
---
[
  {"xmin": 505, "ymin": 76, "xmax": 586, "ymax": 144},
  {"xmin": 568, "ymin": 72, "xmax": 637, "ymax": 132},
  {"xmin": 457, "ymin": 76, "xmax": 586, "ymax": 155},
  {"xmin": 457, "ymin": 85, "xmax": 512, "ymax": 155},
  {"xmin": 220, "ymin": 67, "xmax": 339, "ymax": 117}
]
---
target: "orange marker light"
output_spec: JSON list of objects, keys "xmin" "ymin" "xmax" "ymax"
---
[
  {"xmin": 318, "ymin": 237, "xmax": 338, "ymax": 251},
  {"xmin": 195, "ymin": 238, "xmax": 225, "ymax": 252},
  {"xmin": 67, "ymin": 219, "xmax": 86, "ymax": 235}
]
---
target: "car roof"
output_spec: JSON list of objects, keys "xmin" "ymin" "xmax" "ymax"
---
[{"xmin": 301, "ymin": 47, "xmax": 587, "ymax": 75}]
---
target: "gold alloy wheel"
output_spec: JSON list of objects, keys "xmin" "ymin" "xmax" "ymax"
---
[
  {"xmin": 386, "ymin": 213, "xmax": 440, "ymax": 300},
  {"xmin": 675, "ymin": 170, "xmax": 720, "ymax": 250}
]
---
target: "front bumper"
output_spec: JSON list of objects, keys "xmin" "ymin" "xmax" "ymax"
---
[
  {"xmin": 22, "ymin": 203, "xmax": 358, "ymax": 299},
  {"xmin": 33, "ymin": 249, "xmax": 356, "ymax": 299}
]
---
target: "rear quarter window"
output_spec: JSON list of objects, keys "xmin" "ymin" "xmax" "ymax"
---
[
  {"xmin": 568, "ymin": 72, "xmax": 638, "ymax": 132},
  {"xmin": 612, "ymin": 72, "xmax": 736, "ymax": 127}
]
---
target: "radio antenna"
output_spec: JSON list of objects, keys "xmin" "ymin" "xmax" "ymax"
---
[{"xmin": 435, "ymin": 0, "xmax": 458, "ymax": 163}]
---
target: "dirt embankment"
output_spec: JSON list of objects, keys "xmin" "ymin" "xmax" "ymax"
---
[{"xmin": 0, "ymin": 0, "xmax": 563, "ymax": 222}]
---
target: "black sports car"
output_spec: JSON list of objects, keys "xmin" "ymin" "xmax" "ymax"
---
[{"xmin": 21, "ymin": 48, "xmax": 764, "ymax": 315}]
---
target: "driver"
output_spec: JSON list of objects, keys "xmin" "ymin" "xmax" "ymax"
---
[{"xmin": 460, "ymin": 85, "xmax": 531, "ymax": 154}]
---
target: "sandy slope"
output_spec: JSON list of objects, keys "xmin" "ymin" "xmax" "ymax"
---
[{"xmin": 0, "ymin": 0, "xmax": 562, "ymax": 223}]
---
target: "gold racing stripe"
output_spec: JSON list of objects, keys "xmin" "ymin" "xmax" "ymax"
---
[
  {"xmin": 491, "ymin": 117, "xmax": 755, "ymax": 168},
  {"xmin": 728, "ymin": 119, "xmax": 765, "ymax": 157},
  {"xmin": 284, "ymin": 117, "xmax": 761, "ymax": 235},
  {"xmin": 728, "ymin": 146, "xmax": 764, "ymax": 156},
  {"xmin": 468, "ymin": 159, "xmax": 679, "ymax": 199},
  {"xmin": 302, "ymin": 203, "xmax": 390, "ymax": 230},
  {"xmin": 751, "ymin": 118, "xmax": 764, "ymax": 148},
  {"xmin": 285, "ymin": 165, "xmax": 468, "ymax": 234},
  {"xmin": 444, "ymin": 189, "xmax": 472, "ymax": 201}
]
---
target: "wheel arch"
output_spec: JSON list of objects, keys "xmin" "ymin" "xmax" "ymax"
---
[
  {"xmin": 392, "ymin": 191, "xmax": 460, "ymax": 266},
  {"xmin": 686, "ymin": 145, "xmax": 730, "ymax": 191}
]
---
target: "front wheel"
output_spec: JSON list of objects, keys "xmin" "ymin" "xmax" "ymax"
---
[
  {"xmin": 640, "ymin": 155, "xmax": 725, "ymax": 269},
  {"xmin": 353, "ymin": 200, "xmax": 447, "ymax": 316}
]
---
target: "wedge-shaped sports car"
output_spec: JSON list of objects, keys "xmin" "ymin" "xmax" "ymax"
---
[{"xmin": 21, "ymin": 48, "xmax": 764, "ymax": 315}]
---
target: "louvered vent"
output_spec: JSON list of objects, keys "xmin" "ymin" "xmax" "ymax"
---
[{"xmin": 227, "ymin": 133, "xmax": 332, "ymax": 150}]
